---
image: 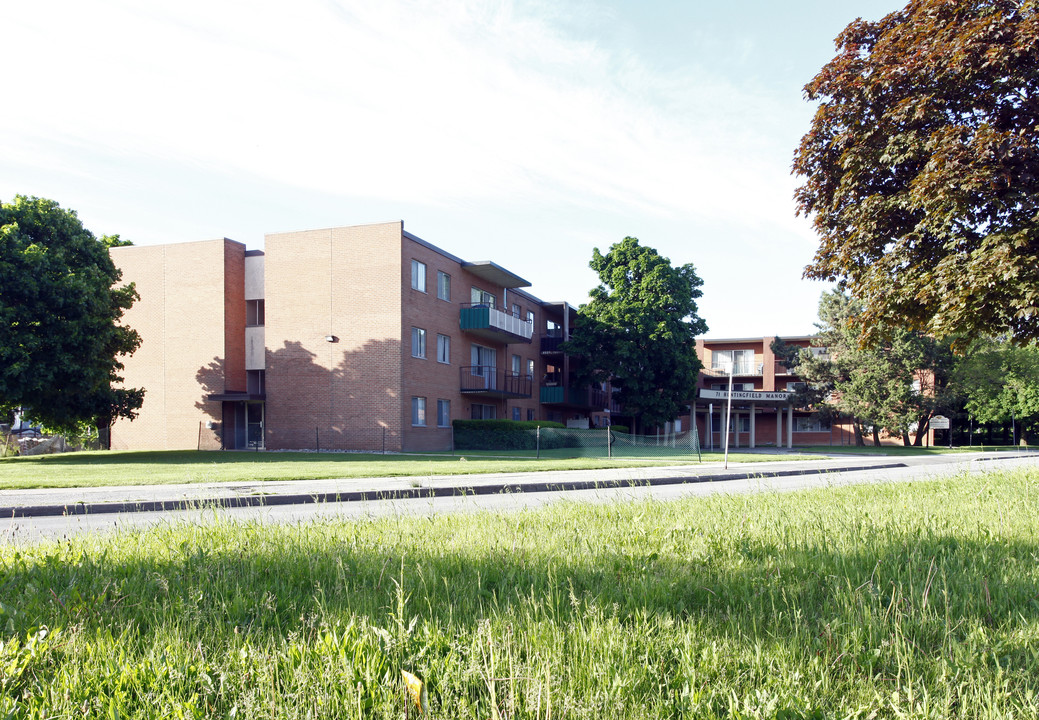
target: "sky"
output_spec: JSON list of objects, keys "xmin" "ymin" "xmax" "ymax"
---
[{"xmin": 1, "ymin": 0, "xmax": 905, "ymax": 338}]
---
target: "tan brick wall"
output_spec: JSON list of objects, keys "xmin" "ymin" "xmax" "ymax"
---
[
  {"xmin": 264, "ymin": 223, "xmax": 405, "ymax": 451},
  {"xmin": 110, "ymin": 239, "xmax": 245, "ymax": 450}
]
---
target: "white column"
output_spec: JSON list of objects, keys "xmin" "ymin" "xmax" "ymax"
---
[
  {"xmin": 734, "ymin": 411, "xmax": 740, "ymax": 448},
  {"xmin": 786, "ymin": 405, "xmax": 794, "ymax": 448},
  {"xmin": 749, "ymin": 403, "xmax": 756, "ymax": 449},
  {"xmin": 776, "ymin": 407, "xmax": 782, "ymax": 447}
]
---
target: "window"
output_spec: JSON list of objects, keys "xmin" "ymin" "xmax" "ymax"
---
[
  {"xmin": 728, "ymin": 415, "xmax": 752, "ymax": 433},
  {"xmin": 471, "ymin": 287, "xmax": 495, "ymax": 308},
  {"xmin": 437, "ymin": 271, "xmax": 451, "ymax": 301},
  {"xmin": 511, "ymin": 303, "xmax": 521, "ymax": 318},
  {"xmin": 527, "ymin": 409, "xmax": 535, "ymax": 421},
  {"xmin": 411, "ymin": 397, "xmax": 426, "ymax": 426},
  {"xmin": 712, "ymin": 349, "xmax": 755, "ymax": 373},
  {"xmin": 795, "ymin": 416, "xmax": 831, "ymax": 432},
  {"xmin": 471, "ymin": 403, "xmax": 496, "ymax": 420},
  {"xmin": 436, "ymin": 334, "xmax": 450, "ymax": 364},
  {"xmin": 526, "ymin": 310, "xmax": 535, "ymax": 326},
  {"xmin": 246, "ymin": 299, "xmax": 265, "ymax": 326},
  {"xmin": 247, "ymin": 369, "xmax": 265, "ymax": 395},
  {"xmin": 411, "ymin": 260, "xmax": 426, "ymax": 292},
  {"xmin": 437, "ymin": 399, "xmax": 451, "ymax": 427},
  {"xmin": 512, "ymin": 407, "xmax": 521, "ymax": 421},
  {"xmin": 711, "ymin": 382, "xmax": 754, "ymax": 392},
  {"xmin": 526, "ymin": 359, "xmax": 534, "ymax": 379},
  {"xmin": 411, "ymin": 327, "xmax": 426, "ymax": 358},
  {"xmin": 512, "ymin": 354, "xmax": 521, "ymax": 374},
  {"xmin": 786, "ymin": 382, "xmax": 806, "ymax": 391}
]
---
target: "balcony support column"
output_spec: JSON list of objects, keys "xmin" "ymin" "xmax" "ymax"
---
[{"xmin": 749, "ymin": 404, "xmax": 756, "ymax": 449}]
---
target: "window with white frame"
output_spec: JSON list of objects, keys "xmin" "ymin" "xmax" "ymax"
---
[
  {"xmin": 526, "ymin": 310, "xmax": 535, "ymax": 326},
  {"xmin": 711, "ymin": 382, "xmax": 755, "ymax": 392},
  {"xmin": 526, "ymin": 359, "xmax": 535, "ymax": 379},
  {"xmin": 787, "ymin": 382, "xmax": 806, "ymax": 391},
  {"xmin": 436, "ymin": 334, "xmax": 450, "ymax": 364},
  {"xmin": 437, "ymin": 271, "xmax": 451, "ymax": 301},
  {"xmin": 511, "ymin": 303, "xmax": 521, "ymax": 318},
  {"xmin": 411, "ymin": 327, "xmax": 426, "ymax": 358},
  {"xmin": 411, "ymin": 397, "xmax": 426, "ymax": 426},
  {"xmin": 794, "ymin": 416, "xmax": 831, "ymax": 432},
  {"xmin": 411, "ymin": 260, "xmax": 426, "ymax": 292},
  {"xmin": 471, "ymin": 287, "xmax": 495, "ymax": 307},
  {"xmin": 712, "ymin": 349, "xmax": 755, "ymax": 373},
  {"xmin": 512, "ymin": 407, "xmax": 521, "ymax": 421},
  {"xmin": 437, "ymin": 399, "xmax": 451, "ymax": 427},
  {"xmin": 511, "ymin": 354, "xmax": 521, "ymax": 375},
  {"xmin": 728, "ymin": 415, "xmax": 752, "ymax": 433}
]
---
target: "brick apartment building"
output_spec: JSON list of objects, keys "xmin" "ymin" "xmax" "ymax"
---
[
  {"xmin": 687, "ymin": 336, "xmax": 857, "ymax": 449},
  {"xmin": 110, "ymin": 222, "xmax": 611, "ymax": 452}
]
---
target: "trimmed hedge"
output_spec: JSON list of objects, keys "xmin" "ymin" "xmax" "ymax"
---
[{"xmin": 452, "ymin": 419, "xmax": 565, "ymax": 450}]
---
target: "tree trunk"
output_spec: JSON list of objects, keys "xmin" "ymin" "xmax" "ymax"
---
[
  {"xmin": 872, "ymin": 426, "xmax": 881, "ymax": 446},
  {"xmin": 853, "ymin": 421, "xmax": 866, "ymax": 446},
  {"xmin": 902, "ymin": 431, "xmax": 912, "ymax": 446}
]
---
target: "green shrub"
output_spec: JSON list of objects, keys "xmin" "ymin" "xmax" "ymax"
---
[{"xmin": 452, "ymin": 419, "xmax": 565, "ymax": 450}]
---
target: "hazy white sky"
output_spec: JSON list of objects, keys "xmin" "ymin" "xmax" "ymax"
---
[{"xmin": 1, "ymin": 0, "xmax": 903, "ymax": 337}]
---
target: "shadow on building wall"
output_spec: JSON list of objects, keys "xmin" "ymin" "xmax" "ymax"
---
[{"xmin": 194, "ymin": 338, "xmax": 404, "ymax": 451}]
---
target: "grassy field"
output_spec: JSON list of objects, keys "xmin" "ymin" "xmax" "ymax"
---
[
  {"xmin": 0, "ymin": 449, "xmax": 824, "ymax": 490},
  {"xmin": 1, "ymin": 467, "xmax": 1037, "ymax": 718}
]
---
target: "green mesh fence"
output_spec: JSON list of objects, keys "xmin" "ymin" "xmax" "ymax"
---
[{"xmin": 529, "ymin": 426, "xmax": 702, "ymax": 461}]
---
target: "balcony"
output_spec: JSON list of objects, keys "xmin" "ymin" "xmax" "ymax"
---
[
  {"xmin": 459, "ymin": 303, "xmax": 534, "ymax": 343},
  {"xmin": 540, "ymin": 328, "xmax": 569, "ymax": 354},
  {"xmin": 460, "ymin": 366, "xmax": 532, "ymax": 399},
  {"xmin": 539, "ymin": 384, "xmax": 620, "ymax": 411},
  {"xmin": 701, "ymin": 361, "xmax": 764, "ymax": 378}
]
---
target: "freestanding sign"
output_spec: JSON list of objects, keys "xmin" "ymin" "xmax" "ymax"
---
[{"xmin": 930, "ymin": 415, "xmax": 950, "ymax": 429}]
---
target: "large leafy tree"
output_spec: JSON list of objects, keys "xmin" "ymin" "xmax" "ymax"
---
[
  {"xmin": 783, "ymin": 291, "xmax": 957, "ymax": 446},
  {"xmin": 953, "ymin": 337, "xmax": 1039, "ymax": 442},
  {"xmin": 0, "ymin": 196, "xmax": 143, "ymax": 432},
  {"xmin": 566, "ymin": 237, "xmax": 707, "ymax": 432},
  {"xmin": 795, "ymin": 0, "xmax": 1039, "ymax": 343}
]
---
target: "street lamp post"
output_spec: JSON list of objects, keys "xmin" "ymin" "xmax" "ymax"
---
[{"xmin": 723, "ymin": 360, "xmax": 734, "ymax": 469}]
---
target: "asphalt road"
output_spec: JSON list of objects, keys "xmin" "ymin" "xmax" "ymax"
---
[{"xmin": 2, "ymin": 452, "xmax": 1036, "ymax": 545}]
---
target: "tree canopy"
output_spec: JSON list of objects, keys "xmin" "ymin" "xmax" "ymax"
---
[
  {"xmin": 794, "ymin": 0, "xmax": 1039, "ymax": 343},
  {"xmin": 0, "ymin": 196, "xmax": 143, "ymax": 432},
  {"xmin": 952, "ymin": 336, "xmax": 1039, "ymax": 441},
  {"xmin": 565, "ymin": 237, "xmax": 707, "ymax": 432},
  {"xmin": 782, "ymin": 290, "xmax": 957, "ymax": 446}
]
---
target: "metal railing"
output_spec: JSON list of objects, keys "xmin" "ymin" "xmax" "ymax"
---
[{"xmin": 460, "ymin": 366, "xmax": 533, "ymax": 397}]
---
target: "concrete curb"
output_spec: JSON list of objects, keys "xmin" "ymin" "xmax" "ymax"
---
[{"xmin": 1, "ymin": 462, "xmax": 910, "ymax": 519}]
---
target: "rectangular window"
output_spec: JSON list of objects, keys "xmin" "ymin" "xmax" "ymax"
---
[
  {"xmin": 527, "ymin": 409, "xmax": 535, "ymax": 421},
  {"xmin": 246, "ymin": 299, "xmax": 265, "ymax": 326},
  {"xmin": 247, "ymin": 369, "xmax": 265, "ymax": 395},
  {"xmin": 437, "ymin": 399, "xmax": 451, "ymax": 427},
  {"xmin": 794, "ymin": 416, "xmax": 831, "ymax": 432},
  {"xmin": 511, "ymin": 303, "xmax": 521, "ymax": 318},
  {"xmin": 526, "ymin": 310, "xmax": 535, "ymax": 326},
  {"xmin": 411, "ymin": 327, "xmax": 426, "ymax": 358},
  {"xmin": 437, "ymin": 271, "xmax": 451, "ymax": 301},
  {"xmin": 526, "ymin": 359, "xmax": 534, "ymax": 379},
  {"xmin": 728, "ymin": 415, "xmax": 752, "ymax": 433},
  {"xmin": 712, "ymin": 349, "xmax": 755, "ymax": 373},
  {"xmin": 512, "ymin": 407, "xmax": 521, "ymax": 421},
  {"xmin": 471, "ymin": 403, "xmax": 496, "ymax": 420},
  {"xmin": 471, "ymin": 287, "xmax": 495, "ymax": 308},
  {"xmin": 411, "ymin": 260, "xmax": 426, "ymax": 292},
  {"xmin": 511, "ymin": 354, "xmax": 521, "ymax": 374},
  {"xmin": 411, "ymin": 397, "xmax": 426, "ymax": 426},
  {"xmin": 711, "ymin": 382, "xmax": 754, "ymax": 391},
  {"xmin": 437, "ymin": 334, "xmax": 450, "ymax": 364}
]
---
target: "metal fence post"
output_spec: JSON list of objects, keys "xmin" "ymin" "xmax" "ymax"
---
[
  {"xmin": 607, "ymin": 427, "xmax": 612, "ymax": 459},
  {"xmin": 536, "ymin": 425, "xmax": 541, "ymax": 459},
  {"xmin": 315, "ymin": 427, "xmax": 320, "ymax": 453}
]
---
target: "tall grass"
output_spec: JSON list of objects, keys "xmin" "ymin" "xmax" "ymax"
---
[{"xmin": 2, "ymin": 467, "xmax": 1037, "ymax": 718}]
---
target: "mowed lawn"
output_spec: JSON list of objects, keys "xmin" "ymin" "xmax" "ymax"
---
[
  {"xmin": 0, "ymin": 449, "xmax": 825, "ymax": 490},
  {"xmin": 1, "ymin": 468, "xmax": 1036, "ymax": 718}
]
